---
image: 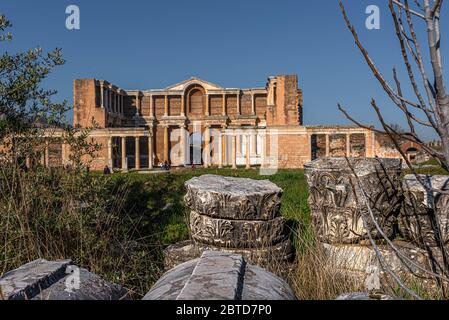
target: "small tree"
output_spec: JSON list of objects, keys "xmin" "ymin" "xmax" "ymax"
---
[
  {"xmin": 338, "ymin": 0, "xmax": 448, "ymax": 172},
  {"xmin": 338, "ymin": 0, "xmax": 449, "ymax": 298}
]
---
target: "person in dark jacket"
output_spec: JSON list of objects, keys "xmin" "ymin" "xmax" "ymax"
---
[{"xmin": 103, "ymin": 165, "xmax": 111, "ymax": 175}]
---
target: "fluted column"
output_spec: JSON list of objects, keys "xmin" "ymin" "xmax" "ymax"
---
[
  {"xmin": 100, "ymin": 83, "xmax": 105, "ymax": 108},
  {"xmin": 205, "ymin": 94, "xmax": 210, "ymax": 116},
  {"xmin": 246, "ymin": 134, "xmax": 251, "ymax": 169},
  {"xmin": 149, "ymin": 94, "xmax": 154, "ymax": 118},
  {"xmin": 251, "ymin": 131, "xmax": 257, "ymax": 156},
  {"xmin": 222, "ymin": 93, "xmax": 226, "ymax": 116},
  {"xmin": 135, "ymin": 136, "xmax": 140, "ymax": 170},
  {"xmin": 180, "ymin": 125, "xmax": 187, "ymax": 166},
  {"xmin": 108, "ymin": 136, "xmax": 113, "ymax": 169},
  {"xmin": 232, "ymin": 134, "xmax": 237, "ymax": 169},
  {"xmin": 164, "ymin": 95, "xmax": 168, "ymax": 117},
  {"xmin": 148, "ymin": 131, "xmax": 154, "ymax": 169},
  {"xmin": 346, "ymin": 134, "xmax": 351, "ymax": 157},
  {"xmin": 121, "ymin": 137, "xmax": 127, "ymax": 170},
  {"xmin": 204, "ymin": 125, "xmax": 211, "ymax": 168},
  {"xmin": 251, "ymin": 92, "xmax": 256, "ymax": 115},
  {"xmin": 261, "ymin": 132, "xmax": 267, "ymax": 168},
  {"xmin": 236, "ymin": 91, "xmax": 241, "ymax": 115},
  {"xmin": 218, "ymin": 130, "xmax": 223, "ymax": 168},
  {"xmin": 164, "ymin": 126, "xmax": 169, "ymax": 162}
]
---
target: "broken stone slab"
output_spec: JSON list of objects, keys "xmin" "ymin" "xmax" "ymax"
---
[
  {"xmin": 144, "ymin": 251, "xmax": 296, "ymax": 300},
  {"xmin": 336, "ymin": 292, "xmax": 396, "ymax": 300},
  {"xmin": 400, "ymin": 174, "xmax": 449, "ymax": 248},
  {"xmin": 304, "ymin": 157, "xmax": 402, "ymax": 244},
  {"xmin": 164, "ymin": 240, "xmax": 294, "ymax": 271},
  {"xmin": 0, "ymin": 259, "xmax": 128, "ymax": 300},
  {"xmin": 322, "ymin": 242, "xmax": 448, "ymax": 287},
  {"xmin": 0, "ymin": 259, "xmax": 72, "ymax": 300},
  {"xmin": 190, "ymin": 211, "xmax": 287, "ymax": 248},
  {"xmin": 184, "ymin": 174, "xmax": 283, "ymax": 221}
]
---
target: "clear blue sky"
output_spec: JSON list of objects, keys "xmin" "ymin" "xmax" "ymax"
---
[{"xmin": 1, "ymin": 0, "xmax": 447, "ymax": 140}]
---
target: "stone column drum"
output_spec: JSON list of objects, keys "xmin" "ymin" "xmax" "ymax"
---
[
  {"xmin": 400, "ymin": 174, "xmax": 449, "ymax": 248},
  {"xmin": 304, "ymin": 158, "xmax": 402, "ymax": 244},
  {"xmin": 165, "ymin": 175, "xmax": 293, "ymax": 269}
]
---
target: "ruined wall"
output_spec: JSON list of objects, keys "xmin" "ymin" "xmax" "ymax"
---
[{"xmin": 74, "ymin": 79, "xmax": 107, "ymax": 128}]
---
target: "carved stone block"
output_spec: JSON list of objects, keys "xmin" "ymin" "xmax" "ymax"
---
[
  {"xmin": 304, "ymin": 158, "xmax": 402, "ymax": 244},
  {"xmin": 163, "ymin": 240, "xmax": 294, "ymax": 270},
  {"xmin": 190, "ymin": 211, "xmax": 286, "ymax": 248},
  {"xmin": 400, "ymin": 174, "xmax": 449, "ymax": 248},
  {"xmin": 184, "ymin": 174, "xmax": 283, "ymax": 221},
  {"xmin": 144, "ymin": 251, "xmax": 296, "ymax": 300}
]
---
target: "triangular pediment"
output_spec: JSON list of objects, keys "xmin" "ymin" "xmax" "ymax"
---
[{"xmin": 165, "ymin": 77, "xmax": 223, "ymax": 91}]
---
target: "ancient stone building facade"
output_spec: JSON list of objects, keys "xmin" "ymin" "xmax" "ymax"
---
[{"xmin": 44, "ymin": 75, "xmax": 401, "ymax": 170}]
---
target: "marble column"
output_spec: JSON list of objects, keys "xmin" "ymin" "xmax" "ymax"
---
[
  {"xmin": 180, "ymin": 125, "xmax": 187, "ymax": 166},
  {"xmin": 108, "ymin": 137, "xmax": 113, "ymax": 169},
  {"xmin": 251, "ymin": 131, "xmax": 257, "ymax": 156},
  {"xmin": 149, "ymin": 94, "xmax": 154, "ymax": 118},
  {"xmin": 121, "ymin": 137, "xmax": 127, "ymax": 170},
  {"xmin": 222, "ymin": 93, "xmax": 226, "ymax": 116},
  {"xmin": 218, "ymin": 130, "xmax": 223, "ymax": 169},
  {"xmin": 346, "ymin": 134, "xmax": 351, "ymax": 157},
  {"xmin": 251, "ymin": 92, "xmax": 256, "ymax": 115},
  {"xmin": 100, "ymin": 83, "xmax": 105, "ymax": 108},
  {"xmin": 164, "ymin": 126, "xmax": 169, "ymax": 163},
  {"xmin": 135, "ymin": 136, "xmax": 140, "ymax": 170},
  {"xmin": 236, "ymin": 91, "xmax": 241, "ymax": 115},
  {"xmin": 261, "ymin": 132, "xmax": 267, "ymax": 168},
  {"xmin": 232, "ymin": 134, "xmax": 237, "ymax": 169},
  {"xmin": 325, "ymin": 134, "xmax": 330, "ymax": 157},
  {"xmin": 205, "ymin": 94, "xmax": 210, "ymax": 116},
  {"xmin": 148, "ymin": 132, "xmax": 154, "ymax": 169},
  {"xmin": 164, "ymin": 95, "xmax": 169, "ymax": 117},
  {"xmin": 204, "ymin": 125, "xmax": 211, "ymax": 168},
  {"xmin": 246, "ymin": 134, "xmax": 251, "ymax": 169}
]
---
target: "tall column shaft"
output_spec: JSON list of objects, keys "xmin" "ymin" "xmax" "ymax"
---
[
  {"xmin": 222, "ymin": 94, "xmax": 226, "ymax": 116},
  {"xmin": 261, "ymin": 132, "xmax": 267, "ymax": 168},
  {"xmin": 232, "ymin": 135, "xmax": 237, "ymax": 169},
  {"xmin": 325, "ymin": 134, "xmax": 330, "ymax": 157},
  {"xmin": 251, "ymin": 93, "xmax": 256, "ymax": 115},
  {"xmin": 164, "ymin": 95, "xmax": 168, "ymax": 116},
  {"xmin": 109, "ymin": 89, "xmax": 112, "ymax": 112},
  {"xmin": 164, "ymin": 126, "xmax": 169, "ymax": 162},
  {"xmin": 251, "ymin": 131, "xmax": 257, "ymax": 156},
  {"xmin": 204, "ymin": 126, "xmax": 210, "ymax": 167},
  {"xmin": 148, "ymin": 132, "xmax": 154, "ymax": 169},
  {"xmin": 205, "ymin": 94, "xmax": 210, "ymax": 116},
  {"xmin": 180, "ymin": 126, "xmax": 186, "ymax": 166},
  {"xmin": 149, "ymin": 95, "xmax": 154, "ymax": 117},
  {"xmin": 135, "ymin": 136, "xmax": 140, "ymax": 170},
  {"xmin": 346, "ymin": 134, "xmax": 351, "ymax": 157},
  {"xmin": 108, "ymin": 137, "xmax": 113, "ymax": 169},
  {"xmin": 236, "ymin": 92, "xmax": 241, "ymax": 115},
  {"xmin": 218, "ymin": 131, "xmax": 223, "ymax": 168},
  {"xmin": 100, "ymin": 84, "xmax": 105, "ymax": 108},
  {"xmin": 246, "ymin": 134, "xmax": 251, "ymax": 169},
  {"xmin": 121, "ymin": 137, "xmax": 127, "ymax": 170}
]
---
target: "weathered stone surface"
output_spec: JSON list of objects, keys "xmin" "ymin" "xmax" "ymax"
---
[
  {"xmin": 164, "ymin": 240, "xmax": 293, "ymax": 271},
  {"xmin": 184, "ymin": 175, "xmax": 283, "ymax": 221},
  {"xmin": 0, "ymin": 259, "xmax": 71, "ymax": 300},
  {"xmin": 0, "ymin": 259, "xmax": 128, "ymax": 300},
  {"xmin": 400, "ymin": 174, "xmax": 449, "ymax": 248},
  {"xmin": 336, "ymin": 292, "xmax": 396, "ymax": 300},
  {"xmin": 304, "ymin": 158, "xmax": 402, "ymax": 244},
  {"xmin": 322, "ymin": 242, "xmax": 448, "ymax": 283},
  {"xmin": 32, "ymin": 267, "xmax": 129, "ymax": 300},
  {"xmin": 144, "ymin": 251, "xmax": 296, "ymax": 300},
  {"xmin": 190, "ymin": 211, "xmax": 287, "ymax": 248}
]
